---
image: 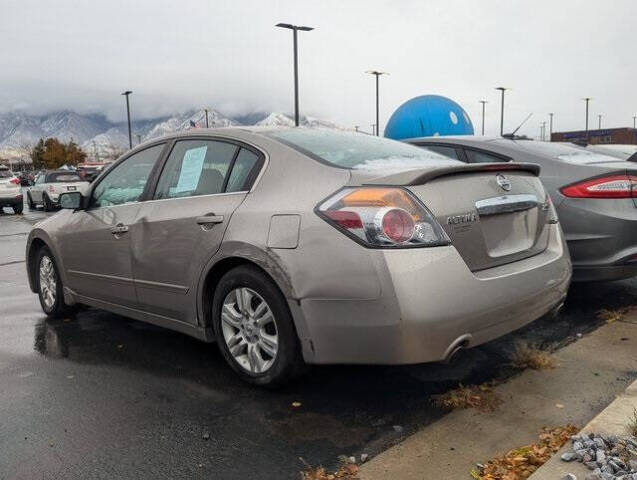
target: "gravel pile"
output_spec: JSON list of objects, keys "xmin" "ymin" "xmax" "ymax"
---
[{"xmin": 560, "ymin": 432, "xmax": 637, "ymax": 479}]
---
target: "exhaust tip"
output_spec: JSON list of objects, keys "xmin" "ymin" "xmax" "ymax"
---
[{"xmin": 442, "ymin": 337, "xmax": 471, "ymax": 365}]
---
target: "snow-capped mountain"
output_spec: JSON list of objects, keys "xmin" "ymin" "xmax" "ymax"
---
[
  {"xmin": 0, "ymin": 108, "xmax": 343, "ymax": 161},
  {"xmin": 256, "ymin": 112, "xmax": 345, "ymax": 129},
  {"xmin": 40, "ymin": 111, "xmax": 108, "ymax": 143},
  {"xmin": 256, "ymin": 112, "xmax": 296, "ymax": 127},
  {"xmin": 145, "ymin": 108, "xmax": 237, "ymax": 140}
]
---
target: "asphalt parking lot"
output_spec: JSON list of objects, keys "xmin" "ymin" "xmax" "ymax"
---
[{"xmin": 1, "ymin": 197, "xmax": 636, "ymax": 479}]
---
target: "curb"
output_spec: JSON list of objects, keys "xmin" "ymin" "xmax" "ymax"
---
[{"xmin": 529, "ymin": 379, "xmax": 637, "ymax": 479}]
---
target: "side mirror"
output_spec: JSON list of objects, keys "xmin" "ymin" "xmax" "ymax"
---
[{"xmin": 59, "ymin": 191, "xmax": 84, "ymax": 210}]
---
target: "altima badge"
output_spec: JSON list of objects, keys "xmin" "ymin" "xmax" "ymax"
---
[
  {"xmin": 496, "ymin": 173, "xmax": 512, "ymax": 191},
  {"xmin": 446, "ymin": 212, "xmax": 477, "ymax": 225}
]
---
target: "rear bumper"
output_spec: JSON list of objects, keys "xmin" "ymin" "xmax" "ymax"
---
[
  {"xmin": 558, "ymin": 197, "xmax": 637, "ymax": 281},
  {"xmin": 573, "ymin": 264, "xmax": 637, "ymax": 282},
  {"xmin": 0, "ymin": 192, "xmax": 23, "ymax": 206},
  {"xmin": 299, "ymin": 224, "xmax": 571, "ymax": 365}
]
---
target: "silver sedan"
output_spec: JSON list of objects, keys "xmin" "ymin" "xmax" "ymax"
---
[{"xmin": 26, "ymin": 128, "xmax": 571, "ymax": 385}]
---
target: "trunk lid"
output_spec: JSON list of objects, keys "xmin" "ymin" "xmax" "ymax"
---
[{"xmin": 355, "ymin": 163, "xmax": 551, "ymax": 271}]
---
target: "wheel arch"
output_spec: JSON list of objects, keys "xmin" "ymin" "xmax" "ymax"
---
[
  {"xmin": 197, "ymin": 245, "xmax": 297, "ymax": 330},
  {"xmin": 26, "ymin": 231, "xmax": 62, "ymax": 293}
]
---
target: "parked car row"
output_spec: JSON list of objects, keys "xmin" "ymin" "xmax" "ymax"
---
[{"xmin": 23, "ymin": 128, "xmax": 634, "ymax": 386}]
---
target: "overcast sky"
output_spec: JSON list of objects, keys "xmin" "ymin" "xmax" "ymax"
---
[{"xmin": 2, "ymin": 0, "xmax": 636, "ymax": 137}]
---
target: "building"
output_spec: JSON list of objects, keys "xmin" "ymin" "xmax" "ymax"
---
[{"xmin": 551, "ymin": 127, "xmax": 637, "ymax": 145}]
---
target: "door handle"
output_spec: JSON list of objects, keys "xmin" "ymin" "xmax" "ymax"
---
[
  {"xmin": 196, "ymin": 215, "xmax": 224, "ymax": 225},
  {"xmin": 110, "ymin": 223, "xmax": 129, "ymax": 237}
]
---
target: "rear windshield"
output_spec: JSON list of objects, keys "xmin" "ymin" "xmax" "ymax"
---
[
  {"xmin": 514, "ymin": 141, "xmax": 620, "ymax": 164},
  {"xmin": 0, "ymin": 169, "xmax": 13, "ymax": 178},
  {"xmin": 46, "ymin": 172, "xmax": 83, "ymax": 183},
  {"xmin": 265, "ymin": 129, "xmax": 449, "ymax": 170}
]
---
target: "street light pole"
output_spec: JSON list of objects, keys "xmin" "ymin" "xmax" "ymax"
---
[
  {"xmin": 548, "ymin": 113, "xmax": 554, "ymax": 141},
  {"xmin": 276, "ymin": 23, "xmax": 314, "ymax": 127},
  {"xmin": 204, "ymin": 108, "xmax": 209, "ymax": 128},
  {"xmin": 495, "ymin": 87, "xmax": 508, "ymax": 136},
  {"xmin": 583, "ymin": 97, "xmax": 591, "ymax": 139},
  {"xmin": 479, "ymin": 100, "xmax": 488, "ymax": 136},
  {"xmin": 633, "ymin": 115, "xmax": 636, "ymax": 129},
  {"xmin": 598, "ymin": 114, "xmax": 602, "ymax": 130},
  {"xmin": 121, "ymin": 90, "xmax": 133, "ymax": 149},
  {"xmin": 366, "ymin": 71, "xmax": 389, "ymax": 136}
]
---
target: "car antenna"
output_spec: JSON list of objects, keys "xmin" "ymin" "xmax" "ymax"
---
[{"xmin": 503, "ymin": 113, "xmax": 533, "ymax": 139}]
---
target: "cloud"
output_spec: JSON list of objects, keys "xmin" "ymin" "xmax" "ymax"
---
[{"xmin": 1, "ymin": 0, "xmax": 636, "ymax": 136}]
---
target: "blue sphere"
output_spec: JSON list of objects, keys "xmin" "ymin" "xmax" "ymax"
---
[{"xmin": 384, "ymin": 95, "xmax": 474, "ymax": 140}]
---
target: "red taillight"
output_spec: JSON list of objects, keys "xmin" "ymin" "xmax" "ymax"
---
[
  {"xmin": 317, "ymin": 187, "xmax": 450, "ymax": 248},
  {"xmin": 382, "ymin": 208, "xmax": 415, "ymax": 243},
  {"xmin": 324, "ymin": 210, "xmax": 363, "ymax": 229},
  {"xmin": 9, "ymin": 177, "xmax": 20, "ymax": 185},
  {"xmin": 561, "ymin": 175, "xmax": 637, "ymax": 199}
]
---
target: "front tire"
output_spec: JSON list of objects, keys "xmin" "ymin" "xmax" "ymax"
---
[
  {"xmin": 27, "ymin": 192, "xmax": 36, "ymax": 210},
  {"xmin": 212, "ymin": 265, "xmax": 304, "ymax": 387},
  {"xmin": 36, "ymin": 247, "xmax": 74, "ymax": 318}
]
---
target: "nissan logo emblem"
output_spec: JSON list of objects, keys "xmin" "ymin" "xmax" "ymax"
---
[{"xmin": 496, "ymin": 173, "xmax": 512, "ymax": 191}]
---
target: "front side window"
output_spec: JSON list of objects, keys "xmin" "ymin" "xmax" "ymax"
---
[
  {"xmin": 266, "ymin": 129, "xmax": 450, "ymax": 170},
  {"xmin": 92, "ymin": 144, "xmax": 164, "ymax": 208},
  {"xmin": 154, "ymin": 140, "xmax": 238, "ymax": 199},
  {"xmin": 465, "ymin": 149, "xmax": 508, "ymax": 163}
]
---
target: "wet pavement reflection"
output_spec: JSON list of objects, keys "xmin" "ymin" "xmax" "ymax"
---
[{"xmin": 1, "ymin": 210, "xmax": 636, "ymax": 479}]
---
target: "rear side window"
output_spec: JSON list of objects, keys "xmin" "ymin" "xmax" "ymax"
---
[
  {"xmin": 154, "ymin": 140, "xmax": 238, "ymax": 199},
  {"xmin": 422, "ymin": 145, "xmax": 461, "ymax": 161},
  {"xmin": 226, "ymin": 148, "xmax": 260, "ymax": 192},
  {"xmin": 266, "ymin": 129, "xmax": 448, "ymax": 169},
  {"xmin": 465, "ymin": 149, "xmax": 508, "ymax": 163},
  {"xmin": 46, "ymin": 172, "xmax": 83, "ymax": 183}
]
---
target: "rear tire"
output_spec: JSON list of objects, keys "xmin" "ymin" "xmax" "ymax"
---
[
  {"xmin": 36, "ymin": 246, "xmax": 75, "ymax": 318},
  {"xmin": 27, "ymin": 192, "xmax": 36, "ymax": 210},
  {"xmin": 13, "ymin": 202, "xmax": 23, "ymax": 214},
  {"xmin": 212, "ymin": 265, "xmax": 304, "ymax": 387},
  {"xmin": 43, "ymin": 194, "xmax": 53, "ymax": 212}
]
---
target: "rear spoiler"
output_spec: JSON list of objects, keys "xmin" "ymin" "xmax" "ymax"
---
[{"xmin": 363, "ymin": 162, "xmax": 541, "ymax": 186}]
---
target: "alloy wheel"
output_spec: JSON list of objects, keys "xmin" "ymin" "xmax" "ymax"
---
[
  {"xmin": 39, "ymin": 255, "xmax": 57, "ymax": 309},
  {"xmin": 221, "ymin": 287, "xmax": 279, "ymax": 374}
]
